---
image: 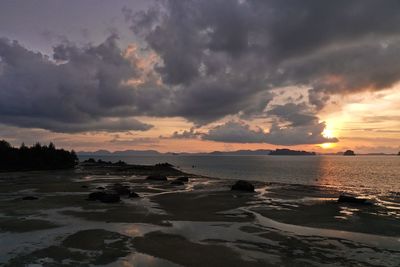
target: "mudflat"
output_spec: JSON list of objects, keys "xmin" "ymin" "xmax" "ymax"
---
[{"xmin": 0, "ymin": 163, "xmax": 399, "ymax": 267}]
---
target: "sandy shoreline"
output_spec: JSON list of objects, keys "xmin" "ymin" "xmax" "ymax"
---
[{"xmin": 0, "ymin": 163, "xmax": 400, "ymax": 266}]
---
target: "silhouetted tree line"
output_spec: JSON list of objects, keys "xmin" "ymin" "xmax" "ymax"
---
[{"xmin": 0, "ymin": 140, "xmax": 78, "ymax": 171}]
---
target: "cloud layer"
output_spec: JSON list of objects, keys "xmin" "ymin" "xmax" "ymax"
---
[
  {"xmin": 202, "ymin": 121, "xmax": 338, "ymax": 145},
  {"xmin": 0, "ymin": 35, "xmax": 155, "ymax": 132},
  {"xmin": 2, "ymin": 0, "xmax": 400, "ymax": 145}
]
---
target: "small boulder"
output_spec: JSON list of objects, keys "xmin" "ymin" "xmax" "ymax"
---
[
  {"xmin": 338, "ymin": 194, "xmax": 372, "ymax": 205},
  {"xmin": 112, "ymin": 183, "xmax": 130, "ymax": 195},
  {"xmin": 176, "ymin": 176, "xmax": 189, "ymax": 182},
  {"xmin": 170, "ymin": 180, "xmax": 184, "ymax": 186},
  {"xmin": 22, "ymin": 196, "xmax": 38, "ymax": 200},
  {"xmin": 231, "ymin": 180, "xmax": 255, "ymax": 192},
  {"xmin": 146, "ymin": 175, "xmax": 168, "ymax": 181},
  {"xmin": 87, "ymin": 191, "xmax": 107, "ymax": 201},
  {"xmin": 99, "ymin": 193, "xmax": 120, "ymax": 203},
  {"xmin": 128, "ymin": 191, "xmax": 140, "ymax": 198},
  {"xmin": 96, "ymin": 186, "xmax": 105, "ymax": 190},
  {"xmin": 81, "ymin": 185, "xmax": 88, "ymax": 188}
]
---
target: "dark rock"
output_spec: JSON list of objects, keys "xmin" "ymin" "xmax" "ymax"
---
[
  {"xmin": 170, "ymin": 180, "xmax": 184, "ymax": 186},
  {"xmin": 128, "ymin": 191, "xmax": 140, "ymax": 198},
  {"xmin": 87, "ymin": 191, "xmax": 107, "ymax": 201},
  {"xmin": 81, "ymin": 185, "xmax": 88, "ymax": 188},
  {"xmin": 338, "ymin": 195, "xmax": 372, "ymax": 205},
  {"xmin": 146, "ymin": 175, "xmax": 168, "ymax": 181},
  {"xmin": 96, "ymin": 186, "xmax": 105, "ymax": 190},
  {"xmin": 22, "ymin": 196, "xmax": 38, "ymax": 200},
  {"xmin": 87, "ymin": 191, "xmax": 120, "ymax": 203},
  {"xmin": 231, "ymin": 180, "xmax": 255, "ymax": 192},
  {"xmin": 99, "ymin": 193, "xmax": 120, "ymax": 203},
  {"xmin": 112, "ymin": 183, "xmax": 130, "ymax": 195},
  {"xmin": 176, "ymin": 176, "xmax": 189, "ymax": 182}
]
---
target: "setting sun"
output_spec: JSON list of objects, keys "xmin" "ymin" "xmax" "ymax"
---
[{"xmin": 320, "ymin": 142, "xmax": 336, "ymax": 149}]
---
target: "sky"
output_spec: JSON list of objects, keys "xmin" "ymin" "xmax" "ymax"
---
[{"xmin": 0, "ymin": 0, "xmax": 399, "ymax": 153}]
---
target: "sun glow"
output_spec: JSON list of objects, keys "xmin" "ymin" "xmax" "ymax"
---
[
  {"xmin": 320, "ymin": 142, "xmax": 336, "ymax": 149},
  {"xmin": 320, "ymin": 126, "xmax": 338, "ymax": 149},
  {"xmin": 322, "ymin": 128, "xmax": 335, "ymax": 139}
]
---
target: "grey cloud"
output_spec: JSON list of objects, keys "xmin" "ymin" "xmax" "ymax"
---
[
  {"xmin": 264, "ymin": 122, "xmax": 338, "ymax": 146},
  {"xmin": 0, "ymin": 36, "xmax": 155, "ymax": 132},
  {"xmin": 169, "ymin": 128, "xmax": 202, "ymax": 139},
  {"xmin": 0, "ymin": 116, "xmax": 152, "ymax": 133},
  {"xmin": 267, "ymin": 103, "xmax": 318, "ymax": 126},
  {"xmin": 202, "ymin": 120, "xmax": 338, "ymax": 146},
  {"xmin": 2, "ymin": 0, "xmax": 400, "ymax": 136},
  {"xmin": 203, "ymin": 121, "xmax": 267, "ymax": 143},
  {"xmin": 127, "ymin": 0, "xmax": 400, "ymax": 115}
]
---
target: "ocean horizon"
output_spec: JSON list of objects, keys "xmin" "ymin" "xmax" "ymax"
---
[{"xmin": 79, "ymin": 154, "xmax": 400, "ymax": 192}]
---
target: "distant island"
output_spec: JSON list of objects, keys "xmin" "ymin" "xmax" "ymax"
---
[
  {"xmin": 0, "ymin": 140, "xmax": 78, "ymax": 171},
  {"xmin": 78, "ymin": 148, "xmax": 320, "ymax": 157},
  {"xmin": 78, "ymin": 149, "xmax": 273, "ymax": 156},
  {"xmin": 343, "ymin": 150, "xmax": 356, "ymax": 156},
  {"xmin": 78, "ymin": 149, "xmax": 161, "ymax": 157},
  {"xmin": 78, "ymin": 148, "xmax": 398, "ymax": 157},
  {"xmin": 204, "ymin": 149, "xmax": 272, "ymax": 156},
  {"xmin": 269, "ymin": 149, "xmax": 316, "ymax": 156}
]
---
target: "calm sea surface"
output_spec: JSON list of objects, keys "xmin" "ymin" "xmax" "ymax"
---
[{"xmin": 79, "ymin": 155, "xmax": 400, "ymax": 192}]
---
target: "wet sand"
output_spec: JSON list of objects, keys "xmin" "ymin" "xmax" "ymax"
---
[{"xmin": 0, "ymin": 164, "xmax": 400, "ymax": 266}]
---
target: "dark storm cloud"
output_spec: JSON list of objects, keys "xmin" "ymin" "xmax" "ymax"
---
[
  {"xmin": 202, "ymin": 121, "xmax": 338, "ymax": 145},
  {"xmin": 127, "ymin": 0, "xmax": 400, "ymax": 109},
  {"xmin": 122, "ymin": 0, "xmax": 400, "ymax": 143},
  {"xmin": 0, "ymin": 36, "xmax": 153, "ymax": 132},
  {"xmin": 1, "ymin": 0, "xmax": 400, "ymax": 143},
  {"xmin": 202, "ymin": 121, "xmax": 267, "ymax": 143},
  {"xmin": 267, "ymin": 103, "xmax": 318, "ymax": 127}
]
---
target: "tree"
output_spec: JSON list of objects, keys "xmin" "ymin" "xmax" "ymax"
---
[
  {"xmin": 0, "ymin": 140, "xmax": 78, "ymax": 171},
  {"xmin": 344, "ymin": 150, "xmax": 356, "ymax": 156},
  {"xmin": 49, "ymin": 142, "xmax": 56, "ymax": 150}
]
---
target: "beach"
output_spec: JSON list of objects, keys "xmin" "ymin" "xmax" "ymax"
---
[{"xmin": 0, "ymin": 162, "xmax": 399, "ymax": 267}]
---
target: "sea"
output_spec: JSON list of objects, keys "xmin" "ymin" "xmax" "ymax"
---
[
  {"xmin": 1, "ymin": 155, "xmax": 399, "ymax": 266},
  {"xmin": 79, "ymin": 155, "xmax": 400, "ymax": 193}
]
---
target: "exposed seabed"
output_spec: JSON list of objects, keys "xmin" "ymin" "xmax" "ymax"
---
[{"xmin": 0, "ymin": 168, "xmax": 399, "ymax": 267}]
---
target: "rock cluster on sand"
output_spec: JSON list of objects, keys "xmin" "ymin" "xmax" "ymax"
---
[
  {"xmin": 111, "ymin": 183, "xmax": 131, "ymax": 195},
  {"xmin": 87, "ymin": 183, "xmax": 140, "ymax": 203},
  {"xmin": 231, "ymin": 180, "xmax": 255, "ymax": 192}
]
